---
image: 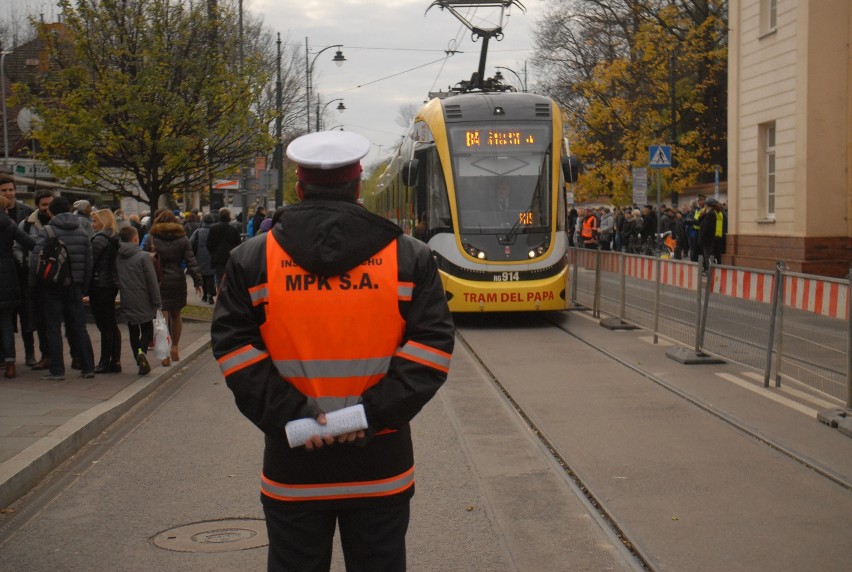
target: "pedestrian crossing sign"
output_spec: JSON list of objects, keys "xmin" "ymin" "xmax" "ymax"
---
[{"xmin": 649, "ymin": 145, "xmax": 672, "ymax": 168}]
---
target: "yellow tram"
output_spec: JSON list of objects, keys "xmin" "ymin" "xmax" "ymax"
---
[{"xmin": 374, "ymin": 89, "xmax": 580, "ymax": 312}]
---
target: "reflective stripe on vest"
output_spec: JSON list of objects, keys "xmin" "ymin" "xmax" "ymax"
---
[
  {"xmin": 260, "ymin": 237, "xmax": 406, "ymax": 404},
  {"xmin": 217, "ymin": 344, "xmax": 269, "ymax": 377},
  {"xmin": 249, "ymin": 283, "xmax": 269, "ymax": 306},
  {"xmin": 261, "ymin": 466, "xmax": 415, "ymax": 502},
  {"xmin": 396, "ymin": 341, "xmax": 451, "ymax": 373}
]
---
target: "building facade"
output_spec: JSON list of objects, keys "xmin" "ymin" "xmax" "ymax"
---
[{"xmin": 727, "ymin": 0, "xmax": 852, "ymax": 277}]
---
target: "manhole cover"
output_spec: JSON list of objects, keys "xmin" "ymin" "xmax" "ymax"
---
[{"xmin": 152, "ymin": 519, "xmax": 268, "ymax": 553}]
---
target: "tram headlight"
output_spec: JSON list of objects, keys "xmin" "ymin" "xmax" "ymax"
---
[
  {"xmin": 463, "ymin": 242, "xmax": 487, "ymax": 260},
  {"xmin": 527, "ymin": 242, "xmax": 550, "ymax": 259}
]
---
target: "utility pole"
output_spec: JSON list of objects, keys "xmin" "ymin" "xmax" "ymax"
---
[{"xmin": 274, "ymin": 33, "xmax": 284, "ymax": 207}]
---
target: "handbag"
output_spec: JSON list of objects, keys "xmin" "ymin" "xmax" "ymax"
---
[{"xmin": 153, "ymin": 309, "xmax": 171, "ymax": 361}]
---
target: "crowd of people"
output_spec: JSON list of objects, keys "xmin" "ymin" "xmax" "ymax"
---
[
  {"xmin": 568, "ymin": 194, "xmax": 728, "ymax": 271},
  {"xmin": 0, "ymin": 173, "xmax": 278, "ymax": 380}
]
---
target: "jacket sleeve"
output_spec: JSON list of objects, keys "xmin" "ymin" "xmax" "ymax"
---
[
  {"xmin": 182, "ymin": 238, "xmax": 202, "ymax": 286},
  {"xmin": 14, "ymin": 224, "xmax": 35, "ymax": 253},
  {"xmin": 142, "ymin": 254, "xmax": 162, "ymax": 309},
  {"xmin": 360, "ymin": 235, "xmax": 454, "ymax": 431},
  {"xmin": 211, "ymin": 238, "xmax": 314, "ymax": 436},
  {"xmin": 28, "ymin": 227, "xmax": 46, "ymax": 284},
  {"xmin": 82, "ymin": 232, "xmax": 93, "ymax": 295}
]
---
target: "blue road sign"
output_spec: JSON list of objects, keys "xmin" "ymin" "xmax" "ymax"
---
[{"xmin": 649, "ymin": 145, "xmax": 672, "ymax": 168}]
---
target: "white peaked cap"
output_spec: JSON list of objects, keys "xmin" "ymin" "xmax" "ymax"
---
[{"xmin": 286, "ymin": 131, "xmax": 370, "ymax": 170}]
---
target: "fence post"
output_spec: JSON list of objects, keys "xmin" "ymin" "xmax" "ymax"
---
[
  {"xmin": 697, "ymin": 263, "xmax": 714, "ymax": 351},
  {"xmin": 693, "ymin": 262, "xmax": 703, "ymax": 353},
  {"xmin": 774, "ymin": 269, "xmax": 787, "ymax": 388},
  {"xmin": 847, "ymin": 269, "xmax": 851, "ymax": 409},
  {"xmin": 593, "ymin": 249, "xmax": 602, "ymax": 318},
  {"xmin": 763, "ymin": 261, "xmax": 787, "ymax": 388},
  {"xmin": 571, "ymin": 249, "xmax": 579, "ymax": 305},
  {"xmin": 653, "ymin": 258, "xmax": 662, "ymax": 344},
  {"xmin": 619, "ymin": 253, "xmax": 626, "ymax": 320}
]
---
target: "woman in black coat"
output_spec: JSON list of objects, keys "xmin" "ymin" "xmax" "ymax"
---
[
  {"xmin": 145, "ymin": 210, "xmax": 202, "ymax": 365},
  {"xmin": 89, "ymin": 209, "xmax": 122, "ymax": 373},
  {"xmin": 0, "ymin": 196, "xmax": 36, "ymax": 378}
]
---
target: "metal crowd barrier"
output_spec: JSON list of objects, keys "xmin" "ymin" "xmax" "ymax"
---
[
  {"xmin": 774, "ymin": 271, "xmax": 849, "ymax": 402},
  {"xmin": 567, "ymin": 247, "xmax": 851, "ymax": 408}
]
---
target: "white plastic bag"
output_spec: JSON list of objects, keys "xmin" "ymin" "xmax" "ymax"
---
[{"xmin": 153, "ymin": 310, "xmax": 171, "ymax": 361}]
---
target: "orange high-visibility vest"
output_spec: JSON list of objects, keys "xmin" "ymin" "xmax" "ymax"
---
[
  {"xmin": 260, "ymin": 236, "xmax": 407, "ymax": 412},
  {"xmin": 256, "ymin": 237, "xmax": 415, "ymax": 502},
  {"xmin": 581, "ymin": 215, "xmax": 597, "ymax": 240}
]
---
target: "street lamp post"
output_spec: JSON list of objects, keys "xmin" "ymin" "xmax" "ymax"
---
[
  {"xmin": 305, "ymin": 37, "xmax": 345, "ymax": 133},
  {"xmin": 274, "ymin": 33, "xmax": 284, "ymax": 208},
  {"xmin": 1, "ymin": 51, "xmax": 10, "ymax": 168},
  {"xmin": 315, "ymin": 97, "xmax": 345, "ymax": 132},
  {"xmin": 712, "ymin": 164, "xmax": 722, "ymax": 201},
  {"xmin": 495, "ymin": 63, "xmax": 527, "ymax": 92}
]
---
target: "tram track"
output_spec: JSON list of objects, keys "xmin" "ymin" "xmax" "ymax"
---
[
  {"xmin": 541, "ymin": 313, "xmax": 852, "ymax": 492},
  {"xmin": 456, "ymin": 311, "xmax": 852, "ymax": 571},
  {"xmin": 455, "ymin": 328, "xmax": 655, "ymax": 571}
]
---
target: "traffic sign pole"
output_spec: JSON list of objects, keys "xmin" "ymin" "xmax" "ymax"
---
[{"xmin": 648, "ymin": 145, "xmax": 673, "ymax": 236}]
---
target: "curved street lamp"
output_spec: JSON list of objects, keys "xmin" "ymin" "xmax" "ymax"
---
[
  {"xmin": 306, "ymin": 38, "xmax": 345, "ymax": 133},
  {"xmin": 316, "ymin": 98, "xmax": 345, "ymax": 132},
  {"xmin": 495, "ymin": 65, "xmax": 527, "ymax": 92}
]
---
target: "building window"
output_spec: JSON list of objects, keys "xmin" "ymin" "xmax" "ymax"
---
[
  {"xmin": 761, "ymin": 0, "xmax": 778, "ymax": 35},
  {"xmin": 759, "ymin": 122, "xmax": 776, "ymax": 220}
]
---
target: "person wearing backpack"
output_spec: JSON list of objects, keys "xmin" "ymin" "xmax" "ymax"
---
[
  {"xmin": 29, "ymin": 196, "xmax": 96, "ymax": 381},
  {"xmin": 88, "ymin": 209, "xmax": 122, "ymax": 374},
  {"xmin": 0, "ymin": 196, "xmax": 36, "ymax": 378}
]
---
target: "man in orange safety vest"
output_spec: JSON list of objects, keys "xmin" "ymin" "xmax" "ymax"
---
[{"xmin": 211, "ymin": 130, "xmax": 454, "ymax": 571}]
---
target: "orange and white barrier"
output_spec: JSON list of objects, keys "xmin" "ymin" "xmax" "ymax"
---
[
  {"xmin": 624, "ymin": 256, "xmax": 657, "ymax": 282},
  {"xmin": 711, "ymin": 267, "xmax": 774, "ymax": 303},
  {"xmin": 659, "ymin": 259, "xmax": 700, "ymax": 291},
  {"xmin": 783, "ymin": 275, "xmax": 849, "ymax": 319}
]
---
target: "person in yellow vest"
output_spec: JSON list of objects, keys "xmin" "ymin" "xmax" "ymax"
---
[
  {"xmin": 699, "ymin": 197, "xmax": 725, "ymax": 272},
  {"xmin": 211, "ymin": 130, "xmax": 454, "ymax": 571}
]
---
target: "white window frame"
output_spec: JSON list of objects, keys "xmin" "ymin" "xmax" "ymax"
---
[
  {"xmin": 760, "ymin": 0, "xmax": 778, "ymax": 36},
  {"xmin": 759, "ymin": 122, "xmax": 777, "ymax": 221}
]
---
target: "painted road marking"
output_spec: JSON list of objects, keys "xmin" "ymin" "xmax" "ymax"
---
[{"xmin": 716, "ymin": 372, "xmax": 819, "ymax": 418}]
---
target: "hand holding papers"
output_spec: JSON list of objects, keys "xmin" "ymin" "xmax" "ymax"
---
[{"xmin": 285, "ymin": 404, "xmax": 368, "ymax": 448}]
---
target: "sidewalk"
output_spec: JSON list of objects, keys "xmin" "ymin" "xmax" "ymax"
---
[{"xmin": 0, "ymin": 301, "xmax": 212, "ymax": 509}]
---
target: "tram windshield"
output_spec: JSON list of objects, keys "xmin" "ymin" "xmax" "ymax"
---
[{"xmin": 448, "ymin": 125, "xmax": 552, "ymax": 234}]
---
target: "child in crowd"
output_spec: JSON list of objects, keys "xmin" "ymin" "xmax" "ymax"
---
[{"xmin": 116, "ymin": 226, "xmax": 161, "ymax": 374}]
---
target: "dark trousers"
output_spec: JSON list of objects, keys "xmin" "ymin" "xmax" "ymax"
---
[
  {"xmin": 90, "ymin": 286, "xmax": 121, "ymax": 365},
  {"xmin": 0, "ymin": 307, "xmax": 16, "ymax": 363},
  {"xmin": 127, "ymin": 321, "xmax": 153, "ymax": 356},
  {"xmin": 201, "ymin": 274, "xmax": 216, "ymax": 299},
  {"xmin": 688, "ymin": 233, "xmax": 700, "ymax": 262},
  {"xmin": 214, "ymin": 263, "xmax": 227, "ymax": 291},
  {"xmin": 263, "ymin": 499, "xmax": 410, "ymax": 572},
  {"xmin": 42, "ymin": 283, "xmax": 95, "ymax": 376},
  {"xmin": 21, "ymin": 288, "xmax": 47, "ymax": 359}
]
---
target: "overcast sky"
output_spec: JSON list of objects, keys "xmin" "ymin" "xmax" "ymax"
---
[
  {"xmin": 251, "ymin": 0, "xmax": 547, "ymax": 168},
  {"xmin": 6, "ymin": 0, "xmax": 546, "ymax": 169}
]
